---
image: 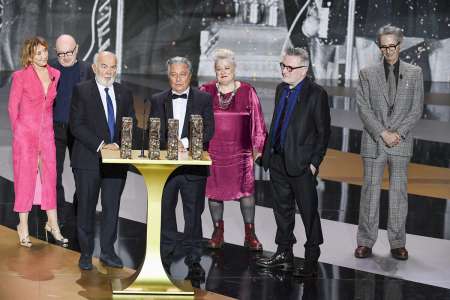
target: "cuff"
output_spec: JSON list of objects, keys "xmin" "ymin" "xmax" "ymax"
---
[
  {"xmin": 97, "ymin": 140, "xmax": 105, "ymax": 152},
  {"xmin": 180, "ymin": 137, "xmax": 189, "ymax": 149}
]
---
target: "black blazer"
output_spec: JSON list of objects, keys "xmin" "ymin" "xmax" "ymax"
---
[
  {"xmin": 69, "ymin": 79, "xmax": 135, "ymax": 171},
  {"xmin": 150, "ymin": 87, "xmax": 214, "ymax": 179},
  {"xmin": 262, "ymin": 77, "xmax": 331, "ymax": 176},
  {"xmin": 49, "ymin": 59, "xmax": 94, "ymax": 83}
]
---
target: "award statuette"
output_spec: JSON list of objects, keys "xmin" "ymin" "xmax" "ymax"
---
[
  {"xmin": 189, "ymin": 115, "xmax": 203, "ymax": 160},
  {"xmin": 120, "ymin": 117, "xmax": 133, "ymax": 159},
  {"xmin": 167, "ymin": 119, "xmax": 178, "ymax": 160},
  {"xmin": 148, "ymin": 118, "xmax": 161, "ymax": 160}
]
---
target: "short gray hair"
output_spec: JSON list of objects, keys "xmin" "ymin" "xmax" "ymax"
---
[
  {"xmin": 212, "ymin": 48, "xmax": 236, "ymax": 66},
  {"xmin": 283, "ymin": 47, "xmax": 309, "ymax": 66},
  {"xmin": 92, "ymin": 51, "xmax": 116, "ymax": 66},
  {"xmin": 377, "ymin": 24, "xmax": 404, "ymax": 45},
  {"xmin": 167, "ymin": 56, "xmax": 192, "ymax": 74}
]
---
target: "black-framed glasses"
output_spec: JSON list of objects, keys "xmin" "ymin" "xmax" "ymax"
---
[
  {"xmin": 379, "ymin": 42, "xmax": 400, "ymax": 52},
  {"xmin": 279, "ymin": 62, "xmax": 307, "ymax": 72},
  {"xmin": 56, "ymin": 45, "xmax": 77, "ymax": 58}
]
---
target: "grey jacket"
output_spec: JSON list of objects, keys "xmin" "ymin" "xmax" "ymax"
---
[{"xmin": 356, "ymin": 60, "xmax": 424, "ymax": 158}]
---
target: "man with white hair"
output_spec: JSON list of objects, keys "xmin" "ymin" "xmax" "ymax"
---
[
  {"xmin": 70, "ymin": 51, "xmax": 135, "ymax": 270},
  {"xmin": 50, "ymin": 34, "xmax": 93, "ymax": 227}
]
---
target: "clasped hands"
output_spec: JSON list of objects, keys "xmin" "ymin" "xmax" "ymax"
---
[
  {"xmin": 381, "ymin": 130, "xmax": 401, "ymax": 147},
  {"xmin": 102, "ymin": 143, "xmax": 119, "ymax": 150}
]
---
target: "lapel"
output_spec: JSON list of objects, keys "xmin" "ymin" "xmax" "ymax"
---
[
  {"xmin": 113, "ymin": 82, "xmax": 123, "ymax": 129},
  {"xmin": 395, "ymin": 61, "xmax": 407, "ymax": 102},
  {"xmin": 90, "ymin": 79, "xmax": 110, "ymax": 137},
  {"xmin": 374, "ymin": 63, "xmax": 390, "ymax": 106},
  {"xmin": 113, "ymin": 82, "xmax": 123, "ymax": 142},
  {"xmin": 181, "ymin": 88, "xmax": 194, "ymax": 138},
  {"xmin": 288, "ymin": 77, "xmax": 311, "ymax": 128},
  {"xmin": 163, "ymin": 89, "xmax": 174, "ymax": 120}
]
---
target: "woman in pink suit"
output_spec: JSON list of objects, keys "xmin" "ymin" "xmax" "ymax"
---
[
  {"xmin": 200, "ymin": 48, "xmax": 267, "ymax": 250},
  {"xmin": 9, "ymin": 36, "xmax": 68, "ymax": 248}
]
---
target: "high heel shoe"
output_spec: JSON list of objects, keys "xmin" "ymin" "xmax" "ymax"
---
[
  {"xmin": 45, "ymin": 223, "xmax": 69, "ymax": 247},
  {"xmin": 17, "ymin": 225, "xmax": 32, "ymax": 248}
]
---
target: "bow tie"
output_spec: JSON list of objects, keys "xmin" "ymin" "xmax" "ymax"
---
[{"xmin": 171, "ymin": 93, "xmax": 187, "ymax": 100}]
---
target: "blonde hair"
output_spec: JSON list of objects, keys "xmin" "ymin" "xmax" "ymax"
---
[
  {"xmin": 212, "ymin": 48, "xmax": 236, "ymax": 66},
  {"xmin": 20, "ymin": 36, "xmax": 48, "ymax": 67}
]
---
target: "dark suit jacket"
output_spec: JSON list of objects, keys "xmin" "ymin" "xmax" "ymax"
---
[
  {"xmin": 49, "ymin": 59, "xmax": 94, "ymax": 83},
  {"xmin": 150, "ymin": 87, "xmax": 214, "ymax": 179},
  {"xmin": 69, "ymin": 79, "xmax": 135, "ymax": 171},
  {"xmin": 262, "ymin": 77, "xmax": 331, "ymax": 176}
]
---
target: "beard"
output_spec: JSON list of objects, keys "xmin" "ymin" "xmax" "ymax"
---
[{"xmin": 95, "ymin": 75, "xmax": 116, "ymax": 87}]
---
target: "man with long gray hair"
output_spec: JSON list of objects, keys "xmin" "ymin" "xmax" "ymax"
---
[{"xmin": 354, "ymin": 25, "xmax": 424, "ymax": 260}]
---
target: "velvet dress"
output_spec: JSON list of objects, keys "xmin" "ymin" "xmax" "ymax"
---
[
  {"xmin": 8, "ymin": 65, "xmax": 60, "ymax": 212},
  {"xmin": 200, "ymin": 81, "xmax": 267, "ymax": 201}
]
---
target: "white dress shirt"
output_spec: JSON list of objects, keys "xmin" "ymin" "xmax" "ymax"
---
[
  {"xmin": 96, "ymin": 80, "xmax": 117, "ymax": 151},
  {"xmin": 171, "ymin": 88, "xmax": 190, "ymax": 149}
]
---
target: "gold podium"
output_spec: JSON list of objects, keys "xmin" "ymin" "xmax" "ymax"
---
[{"xmin": 101, "ymin": 149, "xmax": 211, "ymax": 297}]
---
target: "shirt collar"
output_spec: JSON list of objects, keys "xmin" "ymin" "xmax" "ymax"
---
[
  {"xmin": 384, "ymin": 59, "xmax": 400, "ymax": 72},
  {"xmin": 171, "ymin": 87, "xmax": 190, "ymax": 97}
]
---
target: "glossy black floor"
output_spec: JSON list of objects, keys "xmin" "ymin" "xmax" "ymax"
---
[{"xmin": 1, "ymin": 176, "xmax": 450, "ymax": 299}]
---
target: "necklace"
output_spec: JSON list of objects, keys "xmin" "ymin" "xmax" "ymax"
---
[{"xmin": 216, "ymin": 81, "xmax": 237, "ymax": 110}]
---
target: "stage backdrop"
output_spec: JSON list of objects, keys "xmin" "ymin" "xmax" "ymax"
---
[{"xmin": 0, "ymin": 0, "xmax": 449, "ymax": 83}]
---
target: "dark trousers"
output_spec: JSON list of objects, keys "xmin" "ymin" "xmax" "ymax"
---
[
  {"xmin": 161, "ymin": 174, "xmax": 206, "ymax": 265},
  {"xmin": 73, "ymin": 166, "xmax": 126, "ymax": 257},
  {"xmin": 54, "ymin": 122, "xmax": 75, "ymax": 222},
  {"xmin": 269, "ymin": 153, "xmax": 323, "ymax": 261}
]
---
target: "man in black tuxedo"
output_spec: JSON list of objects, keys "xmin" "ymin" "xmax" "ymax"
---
[
  {"xmin": 150, "ymin": 56, "xmax": 214, "ymax": 280},
  {"xmin": 69, "ymin": 51, "xmax": 135, "ymax": 270},
  {"xmin": 50, "ymin": 34, "xmax": 94, "ymax": 226},
  {"xmin": 256, "ymin": 47, "xmax": 331, "ymax": 278}
]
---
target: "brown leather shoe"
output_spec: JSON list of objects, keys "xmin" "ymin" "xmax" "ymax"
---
[
  {"xmin": 354, "ymin": 246, "xmax": 372, "ymax": 258},
  {"xmin": 391, "ymin": 247, "xmax": 408, "ymax": 260}
]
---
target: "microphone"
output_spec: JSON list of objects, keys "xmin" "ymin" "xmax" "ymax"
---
[{"xmin": 139, "ymin": 98, "xmax": 150, "ymax": 158}]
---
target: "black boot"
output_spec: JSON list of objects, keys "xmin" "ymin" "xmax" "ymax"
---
[{"xmin": 255, "ymin": 249, "xmax": 293, "ymax": 270}]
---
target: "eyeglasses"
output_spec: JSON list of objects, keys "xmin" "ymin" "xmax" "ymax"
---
[
  {"xmin": 379, "ymin": 42, "xmax": 400, "ymax": 52},
  {"xmin": 56, "ymin": 45, "xmax": 77, "ymax": 58},
  {"xmin": 279, "ymin": 62, "xmax": 307, "ymax": 72}
]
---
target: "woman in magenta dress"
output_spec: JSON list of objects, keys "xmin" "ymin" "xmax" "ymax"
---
[
  {"xmin": 9, "ymin": 36, "xmax": 68, "ymax": 248},
  {"xmin": 200, "ymin": 48, "xmax": 267, "ymax": 250}
]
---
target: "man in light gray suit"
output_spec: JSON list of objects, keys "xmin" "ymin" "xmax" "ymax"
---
[{"xmin": 354, "ymin": 25, "xmax": 424, "ymax": 260}]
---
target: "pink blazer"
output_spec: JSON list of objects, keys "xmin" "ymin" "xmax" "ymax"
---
[{"xmin": 8, "ymin": 65, "xmax": 60, "ymax": 212}]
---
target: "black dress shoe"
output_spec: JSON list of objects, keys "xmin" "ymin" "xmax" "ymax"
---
[
  {"xmin": 100, "ymin": 253, "xmax": 123, "ymax": 268},
  {"xmin": 292, "ymin": 260, "xmax": 318, "ymax": 278},
  {"xmin": 255, "ymin": 249, "xmax": 293, "ymax": 270},
  {"xmin": 79, "ymin": 255, "xmax": 93, "ymax": 270}
]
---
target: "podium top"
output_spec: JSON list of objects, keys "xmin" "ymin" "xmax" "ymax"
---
[{"xmin": 101, "ymin": 149, "xmax": 212, "ymax": 166}]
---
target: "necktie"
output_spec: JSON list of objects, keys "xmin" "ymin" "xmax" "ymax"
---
[
  {"xmin": 273, "ymin": 90, "xmax": 292, "ymax": 151},
  {"xmin": 388, "ymin": 64, "xmax": 397, "ymax": 111},
  {"xmin": 104, "ymin": 87, "xmax": 115, "ymax": 142},
  {"xmin": 171, "ymin": 93, "xmax": 187, "ymax": 99}
]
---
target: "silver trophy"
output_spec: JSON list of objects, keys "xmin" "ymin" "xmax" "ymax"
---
[
  {"xmin": 148, "ymin": 118, "xmax": 160, "ymax": 160},
  {"xmin": 120, "ymin": 117, "xmax": 133, "ymax": 159},
  {"xmin": 189, "ymin": 115, "xmax": 203, "ymax": 160},
  {"xmin": 167, "ymin": 119, "xmax": 179, "ymax": 160}
]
